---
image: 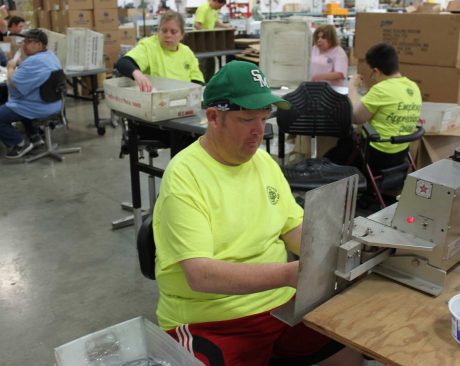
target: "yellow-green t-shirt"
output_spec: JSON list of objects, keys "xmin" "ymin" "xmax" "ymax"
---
[
  {"xmin": 194, "ymin": 2, "xmax": 219, "ymax": 30},
  {"xmin": 362, "ymin": 77, "xmax": 422, "ymax": 154},
  {"xmin": 125, "ymin": 35, "xmax": 204, "ymax": 83},
  {"xmin": 153, "ymin": 140, "xmax": 302, "ymax": 330}
]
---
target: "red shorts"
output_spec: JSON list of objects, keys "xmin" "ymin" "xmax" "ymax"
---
[{"xmin": 166, "ymin": 309, "xmax": 343, "ymax": 366}]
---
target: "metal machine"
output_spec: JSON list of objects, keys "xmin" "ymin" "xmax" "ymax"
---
[
  {"xmin": 272, "ymin": 155, "xmax": 460, "ymax": 326},
  {"xmin": 336, "ymin": 158, "xmax": 460, "ymax": 296}
]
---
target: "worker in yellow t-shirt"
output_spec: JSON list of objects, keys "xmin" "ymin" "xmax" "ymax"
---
[
  {"xmin": 115, "ymin": 10, "xmax": 204, "ymax": 92},
  {"xmin": 193, "ymin": 0, "xmax": 228, "ymax": 30},
  {"xmin": 153, "ymin": 61, "xmax": 363, "ymax": 366},
  {"xmin": 194, "ymin": 0, "xmax": 233, "ymax": 82}
]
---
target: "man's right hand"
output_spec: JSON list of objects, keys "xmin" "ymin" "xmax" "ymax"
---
[{"xmin": 132, "ymin": 70, "xmax": 154, "ymax": 92}]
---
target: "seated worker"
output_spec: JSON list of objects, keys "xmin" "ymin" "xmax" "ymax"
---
[
  {"xmin": 0, "ymin": 29, "xmax": 62, "ymax": 159},
  {"xmin": 7, "ymin": 15, "xmax": 24, "ymax": 34},
  {"xmin": 310, "ymin": 24, "xmax": 348, "ymax": 86},
  {"xmin": 153, "ymin": 61, "xmax": 363, "ymax": 366},
  {"xmin": 115, "ymin": 10, "xmax": 204, "ymax": 92},
  {"xmin": 326, "ymin": 43, "xmax": 422, "ymax": 171}
]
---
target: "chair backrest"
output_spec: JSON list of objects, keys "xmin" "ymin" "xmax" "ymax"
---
[
  {"xmin": 136, "ymin": 214, "xmax": 156, "ymax": 280},
  {"xmin": 39, "ymin": 69, "xmax": 66, "ymax": 103},
  {"xmin": 276, "ymin": 81, "xmax": 353, "ymax": 138}
]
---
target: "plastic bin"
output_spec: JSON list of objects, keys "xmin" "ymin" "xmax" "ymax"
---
[
  {"xmin": 103, "ymin": 76, "xmax": 202, "ymax": 123},
  {"xmin": 260, "ymin": 18, "xmax": 313, "ymax": 88},
  {"xmin": 54, "ymin": 317, "xmax": 204, "ymax": 366},
  {"xmin": 65, "ymin": 28, "xmax": 104, "ymax": 72}
]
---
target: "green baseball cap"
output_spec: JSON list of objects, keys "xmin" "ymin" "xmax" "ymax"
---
[{"xmin": 203, "ymin": 61, "xmax": 290, "ymax": 110}]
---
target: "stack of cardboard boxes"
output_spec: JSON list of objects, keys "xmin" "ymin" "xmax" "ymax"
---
[
  {"xmin": 34, "ymin": 0, "xmax": 137, "ymax": 71},
  {"xmin": 93, "ymin": 0, "xmax": 119, "ymax": 71}
]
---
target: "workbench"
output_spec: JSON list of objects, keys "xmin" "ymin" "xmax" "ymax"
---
[{"xmin": 303, "ymin": 268, "xmax": 460, "ymax": 365}]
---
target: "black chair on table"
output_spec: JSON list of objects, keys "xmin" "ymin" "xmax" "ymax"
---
[
  {"xmin": 276, "ymin": 81, "xmax": 367, "ymax": 192},
  {"xmin": 25, "ymin": 69, "xmax": 81, "ymax": 163},
  {"xmin": 358, "ymin": 123, "xmax": 425, "ymax": 208}
]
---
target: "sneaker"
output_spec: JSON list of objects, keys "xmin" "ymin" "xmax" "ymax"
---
[
  {"xmin": 30, "ymin": 134, "xmax": 45, "ymax": 148},
  {"xmin": 5, "ymin": 142, "xmax": 34, "ymax": 159}
]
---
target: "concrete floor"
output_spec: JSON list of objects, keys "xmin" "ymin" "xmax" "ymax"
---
[{"xmin": 0, "ymin": 98, "xmax": 161, "ymax": 365}]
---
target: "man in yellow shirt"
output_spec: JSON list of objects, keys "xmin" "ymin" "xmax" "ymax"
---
[
  {"xmin": 153, "ymin": 61, "xmax": 362, "ymax": 366},
  {"xmin": 348, "ymin": 42, "xmax": 422, "ymax": 170},
  {"xmin": 194, "ymin": 0, "xmax": 232, "ymax": 82},
  {"xmin": 325, "ymin": 43, "xmax": 422, "ymax": 171},
  {"xmin": 194, "ymin": 0, "xmax": 228, "ymax": 30}
]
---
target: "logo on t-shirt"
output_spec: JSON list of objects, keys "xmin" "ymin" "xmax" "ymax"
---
[
  {"xmin": 184, "ymin": 62, "xmax": 190, "ymax": 70},
  {"xmin": 266, "ymin": 186, "xmax": 279, "ymax": 205},
  {"xmin": 406, "ymin": 88, "xmax": 414, "ymax": 96}
]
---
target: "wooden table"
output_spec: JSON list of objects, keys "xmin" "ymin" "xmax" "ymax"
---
[{"xmin": 303, "ymin": 267, "xmax": 460, "ymax": 366}]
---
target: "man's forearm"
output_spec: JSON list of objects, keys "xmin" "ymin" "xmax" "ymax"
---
[
  {"xmin": 180, "ymin": 258, "xmax": 298, "ymax": 294},
  {"xmin": 348, "ymin": 84, "xmax": 361, "ymax": 109}
]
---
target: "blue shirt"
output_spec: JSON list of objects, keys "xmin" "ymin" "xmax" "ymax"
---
[{"xmin": 7, "ymin": 50, "xmax": 62, "ymax": 119}]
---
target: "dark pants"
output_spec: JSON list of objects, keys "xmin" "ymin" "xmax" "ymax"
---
[
  {"xmin": 0, "ymin": 105, "xmax": 38, "ymax": 147},
  {"xmin": 324, "ymin": 136, "xmax": 408, "ymax": 171}
]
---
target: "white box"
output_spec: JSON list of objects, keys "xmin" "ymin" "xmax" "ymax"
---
[
  {"xmin": 104, "ymin": 76, "xmax": 202, "ymax": 122},
  {"xmin": 260, "ymin": 18, "xmax": 312, "ymax": 88},
  {"xmin": 419, "ymin": 102, "xmax": 460, "ymax": 134},
  {"xmin": 55, "ymin": 317, "xmax": 204, "ymax": 366},
  {"xmin": 65, "ymin": 28, "xmax": 104, "ymax": 71},
  {"xmin": 41, "ymin": 29, "xmax": 67, "ymax": 68}
]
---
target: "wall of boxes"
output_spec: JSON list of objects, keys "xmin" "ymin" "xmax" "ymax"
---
[{"xmin": 34, "ymin": 0, "xmax": 137, "ymax": 72}]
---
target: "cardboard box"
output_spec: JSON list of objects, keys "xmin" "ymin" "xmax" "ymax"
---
[
  {"xmin": 33, "ymin": 0, "xmax": 43, "ymax": 9},
  {"xmin": 61, "ymin": 0, "xmax": 93, "ymax": 10},
  {"xmin": 66, "ymin": 9, "xmax": 93, "ymax": 28},
  {"xmin": 417, "ymin": 132, "xmax": 460, "ymax": 167},
  {"xmin": 357, "ymin": 60, "xmax": 460, "ymax": 104},
  {"xmin": 41, "ymin": 28, "xmax": 67, "ymax": 67},
  {"xmin": 54, "ymin": 317, "xmax": 204, "ymax": 366},
  {"xmin": 103, "ymin": 45, "xmax": 120, "ymax": 71},
  {"xmin": 104, "ymin": 76, "xmax": 202, "ymax": 122},
  {"xmin": 93, "ymin": 0, "xmax": 117, "ymax": 8},
  {"xmin": 419, "ymin": 102, "xmax": 460, "ymax": 134},
  {"xmin": 50, "ymin": 11, "xmax": 63, "ymax": 32},
  {"xmin": 119, "ymin": 26, "xmax": 136, "ymax": 45},
  {"xmin": 447, "ymin": 0, "xmax": 460, "ymax": 12},
  {"xmin": 94, "ymin": 8, "xmax": 118, "ymax": 31},
  {"xmin": 36, "ymin": 10, "xmax": 51, "ymax": 29},
  {"xmin": 100, "ymin": 29, "xmax": 120, "ymax": 48},
  {"xmin": 43, "ymin": 0, "xmax": 60, "ymax": 11},
  {"xmin": 355, "ymin": 13, "xmax": 460, "ymax": 68},
  {"xmin": 65, "ymin": 27, "xmax": 104, "ymax": 71}
]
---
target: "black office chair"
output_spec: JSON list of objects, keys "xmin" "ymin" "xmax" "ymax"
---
[
  {"xmin": 25, "ymin": 69, "xmax": 81, "ymax": 163},
  {"xmin": 276, "ymin": 81, "xmax": 366, "ymax": 192},
  {"xmin": 359, "ymin": 123, "xmax": 425, "ymax": 208},
  {"xmin": 137, "ymin": 214, "xmax": 156, "ymax": 280}
]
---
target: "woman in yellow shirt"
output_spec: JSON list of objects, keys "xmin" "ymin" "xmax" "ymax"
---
[{"xmin": 115, "ymin": 10, "xmax": 204, "ymax": 92}]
